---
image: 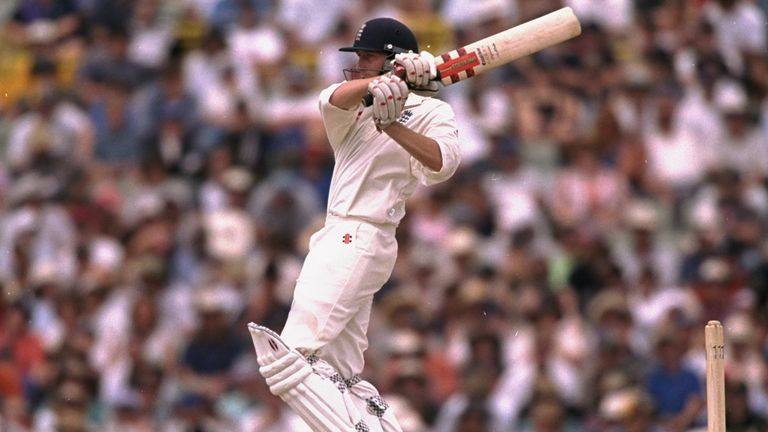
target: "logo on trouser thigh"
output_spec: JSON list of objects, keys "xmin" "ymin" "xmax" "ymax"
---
[
  {"xmin": 342, "ymin": 233, "xmax": 352, "ymax": 244},
  {"xmin": 366, "ymin": 395, "xmax": 389, "ymax": 417}
]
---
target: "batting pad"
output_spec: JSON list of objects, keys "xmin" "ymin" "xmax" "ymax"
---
[{"xmin": 248, "ymin": 323, "xmax": 369, "ymax": 431}]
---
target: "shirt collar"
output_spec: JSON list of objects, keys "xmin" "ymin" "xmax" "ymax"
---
[{"xmin": 404, "ymin": 92, "xmax": 428, "ymax": 108}]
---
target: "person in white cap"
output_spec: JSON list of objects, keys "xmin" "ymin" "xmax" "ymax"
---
[{"xmin": 248, "ymin": 16, "xmax": 461, "ymax": 432}]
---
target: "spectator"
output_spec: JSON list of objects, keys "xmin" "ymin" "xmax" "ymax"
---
[
  {"xmin": 586, "ymin": 290, "xmax": 647, "ymax": 397},
  {"xmin": 133, "ymin": 59, "xmax": 199, "ymax": 157},
  {"xmin": 440, "ymin": 0, "xmax": 515, "ymax": 36},
  {"xmin": 722, "ymin": 313, "xmax": 767, "ymax": 405},
  {"xmin": 645, "ymin": 324, "xmax": 704, "ymax": 432},
  {"xmin": 0, "ymin": 303, "xmax": 45, "ymax": 398},
  {"xmin": 209, "ymin": 0, "xmax": 272, "ymax": 31},
  {"xmin": 432, "ymin": 361, "xmax": 508, "ymax": 432},
  {"xmin": 177, "ymin": 285, "xmax": 246, "ymax": 400},
  {"xmin": 677, "ymin": 54, "xmax": 729, "ymax": 160},
  {"xmin": 521, "ymin": 395, "xmax": 569, "ymax": 432},
  {"xmin": 248, "ymin": 169, "xmax": 321, "ymax": 251},
  {"xmin": 101, "ymin": 389, "xmax": 156, "ymax": 432},
  {"xmin": 549, "ymin": 142, "xmax": 628, "ymax": 229},
  {"xmin": 238, "ymin": 380, "xmax": 313, "ymax": 431},
  {"xmin": 33, "ymin": 378, "xmax": 94, "ymax": 432},
  {"xmin": 0, "ymin": 173, "xmax": 78, "ymax": 290},
  {"xmin": 161, "ymin": 392, "xmax": 237, "ymax": 431},
  {"xmin": 239, "ymin": 259, "xmax": 291, "ymax": 339},
  {"xmin": 5, "ymin": 0, "xmax": 81, "ymax": 47},
  {"xmin": 201, "ymin": 167, "xmax": 256, "ymax": 261},
  {"xmin": 641, "ymin": 81, "xmax": 713, "ymax": 212},
  {"xmin": 445, "ymin": 77, "xmax": 512, "ymax": 166},
  {"xmin": 606, "ymin": 62, "xmax": 654, "ymax": 140},
  {"xmin": 511, "ymin": 57, "xmax": 582, "ymax": 151},
  {"xmin": 182, "ymin": 27, "xmax": 229, "ymax": 99},
  {"xmin": 710, "ymin": 81, "xmax": 768, "ymax": 184},
  {"xmin": 453, "ymin": 399, "xmax": 491, "ymax": 432},
  {"xmin": 725, "ymin": 379, "xmax": 768, "ymax": 432},
  {"xmin": 224, "ymin": 1, "xmax": 284, "ymax": 89},
  {"xmin": 126, "ymin": 0, "xmax": 175, "ymax": 70},
  {"xmin": 0, "ymin": 395, "xmax": 34, "ymax": 431},
  {"xmin": 703, "ymin": 0, "xmax": 767, "ymax": 74},
  {"xmin": 690, "ymin": 255, "xmax": 748, "ymax": 323},
  {"xmin": 87, "ymin": 0, "xmax": 134, "ymax": 34},
  {"xmin": 564, "ymin": 0, "xmax": 633, "ymax": 35},
  {"xmin": 276, "ymin": 0, "xmax": 347, "ymax": 47},
  {"xmin": 480, "ymin": 140, "xmax": 546, "ymax": 236},
  {"xmin": 596, "ymin": 387, "xmax": 659, "ymax": 432},
  {"xmin": 379, "ymin": 330, "xmax": 445, "ymax": 427},
  {"xmin": 78, "ymin": 25, "xmax": 152, "ymax": 93},
  {"xmin": 87, "ymin": 79, "xmax": 148, "ymax": 166},
  {"xmin": 611, "ymin": 198, "xmax": 679, "ymax": 286},
  {"xmin": 397, "ymin": 0, "xmax": 455, "ymax": 59},
  {"xmin": 626, "ymin": 266, "xmax": 701, "ymax": 350},
  {"xmin": 6, "ymin": 88, "xmax": 88, "ymax": 176},
  {"xmin": 194, "ymin": 63, "xmax": 259, "ymax": 155}
]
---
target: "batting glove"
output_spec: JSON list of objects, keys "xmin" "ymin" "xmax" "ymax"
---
[
  {"xmin": 368, "ymin": 74, "xmax": 409, "ymax": 129},
  {"xmin": 394, "ymin": 50, "xmax": 440, "ymax": 96}
]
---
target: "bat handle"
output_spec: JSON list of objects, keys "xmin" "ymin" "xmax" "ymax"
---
[{"xmin": 361, "ymin": 65, "xmax": 441, "ymax": 106}]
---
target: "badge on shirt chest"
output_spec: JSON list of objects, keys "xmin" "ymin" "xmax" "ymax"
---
[{"xmin": 397, "ymin": 109, "xmax": 413, "ymax": 125}]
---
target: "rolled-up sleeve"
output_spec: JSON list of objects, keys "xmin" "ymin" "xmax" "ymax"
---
[
  {"xmin": 411, "ymin": 105, "xmax": 462, "ymax": 186},
  {"xmin": 319, "ymin": 82, "xmax": 359, "ymax": 149}
]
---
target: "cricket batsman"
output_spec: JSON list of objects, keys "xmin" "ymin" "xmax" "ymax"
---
[{"xmin": 249, "ymin": 17, "xmax": 461, "ymax": 431}]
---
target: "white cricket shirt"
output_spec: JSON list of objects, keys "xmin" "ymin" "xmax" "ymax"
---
[{"xmin": 319, "ymin": 82, "xmax": 461, "ymax": 226}]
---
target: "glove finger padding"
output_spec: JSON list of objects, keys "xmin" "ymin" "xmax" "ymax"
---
[
  {"xmin": 395, "ymin": 51, "xmax": 437, "ymax": 88},
  {"xmin": 371, "ymin": 79, "xmax": 394, "ymax": 122},
  {"xmin": 418, "ymin": 50, "xmax": 437, "ymax": 86},
  {"xmin": 403, "ymin": 54, "xmax": 425, "ymax": 86},
  {"xmin": 368, "ymin": 75, "xmax": 409, "ymax": 128},
  {"xmin": 368, "ymin": 81, "xmax": 389, "ymax": 124},
  {"xmin": 386, "ymin": 76, "xmax": 409, "ymax": 111}
]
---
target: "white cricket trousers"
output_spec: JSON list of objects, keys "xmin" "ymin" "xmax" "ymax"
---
[{"xmin": 281, "ymin": 215, "xmax": 397, "ymax": 379}]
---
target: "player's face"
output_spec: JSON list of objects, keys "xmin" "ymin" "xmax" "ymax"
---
[{"xmin": 344, "ymin": 51, "xmax": 388, "ymax": 80}]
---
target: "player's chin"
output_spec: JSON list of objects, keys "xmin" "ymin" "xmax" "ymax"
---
[{"xmin": 344, "ymin": 67, "xmax": 383, "ymax": 81}]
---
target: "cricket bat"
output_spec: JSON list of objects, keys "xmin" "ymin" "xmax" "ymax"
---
[
  {"xmin": 433, "ymin": 7, "xmax": 581, "ymax": 84},
  {"xmin": 364, "ymin": 7, "xmax": 582, "ymax": 105}
]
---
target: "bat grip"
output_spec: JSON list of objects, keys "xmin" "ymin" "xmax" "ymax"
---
[{"xmin": 362, "ymin": 66, "xmax": 441, "ymax": 106}]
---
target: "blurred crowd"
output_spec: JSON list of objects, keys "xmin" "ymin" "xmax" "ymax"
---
[{"xmin": 0, "ymin": 0, "xmax": 767, "ymax": 431}]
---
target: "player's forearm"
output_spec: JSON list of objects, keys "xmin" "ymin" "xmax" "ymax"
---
[
  {"xmin": 382, "ymin": 122, "xmax": 443, "ymax": 171},
  {"xmin": 329, "ymin": 77, "xmax": 379, "ymax": 110}
]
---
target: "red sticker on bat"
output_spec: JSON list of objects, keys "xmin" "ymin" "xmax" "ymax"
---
[{"xmin": 437, "ymin": 47, "xmax": 480, "ymax": 83}]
